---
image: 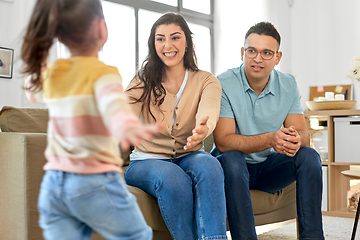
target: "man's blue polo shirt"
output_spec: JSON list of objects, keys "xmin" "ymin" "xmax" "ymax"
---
[{"xmin": 217, "ymin": 64, "xmax": 304, "ymax": 164}]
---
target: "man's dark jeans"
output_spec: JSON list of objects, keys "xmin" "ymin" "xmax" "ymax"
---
[{"xmin": 216, "ymin": 147, "xmax": 324, "ymax": 240}]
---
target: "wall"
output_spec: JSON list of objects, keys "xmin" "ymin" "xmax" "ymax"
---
[
  {"xmin": 214, "ymin": 0, "xmax": 360, "ymax": 110},
  {"xmin": 213, "ymin": 0, "xmax": 269, "ymax": 76},
  {"xmin": 289, "ymin": 0, "xmax": 360, "ymax": 109},
  {"xmin": 0, "ymin": 0, "xmax": 44, "ymax": 109},
  {"xmin": 1, "ymin": 0, "xmax": 360, "ymax": 110}
]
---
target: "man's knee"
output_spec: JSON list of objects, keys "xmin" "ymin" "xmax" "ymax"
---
[
  {"xmin": 296, "ymin": 147, "xmax": 322, "ymax": 168},
  {"xmin": 216, "ymin": 150, "xmax": 247, "ymax": 173},
  {"xmin": 217, "ymin": 150, "xmax": 245, "ymax": 163}
]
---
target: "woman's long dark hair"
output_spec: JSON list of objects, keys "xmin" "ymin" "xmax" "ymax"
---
[
  {"xmin": 127, "ymin": 12, "xmax": 199, "ymax": 121},
  {"xmin": 21, "ymin": 0, "xmax": 104, "ymax": 91}
]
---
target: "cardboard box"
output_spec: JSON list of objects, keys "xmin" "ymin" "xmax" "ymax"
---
[{"xmin": 334, "ymin": 116, "xmax": 360, "ymax": 163}]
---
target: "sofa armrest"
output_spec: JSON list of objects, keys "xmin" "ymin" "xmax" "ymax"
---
[{"xmin": 0, "ymin": 132, "xmax": 47, "ymax": 240}]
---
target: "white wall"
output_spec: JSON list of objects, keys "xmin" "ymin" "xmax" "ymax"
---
[
  {"xmin": 214, "ymin": 0, "xmax": 360, "ymax": 110},
  {"xmin": 0, "ymin": 0, "xmax": 45, "ymax": 109},
  {"xmin": 289, "ymin": 0, "xmax": 360, "ymax": 109},
  {"xmin": 1, "ymin": 0, "xmax": 360, "ymax": 110},
  {"xmin": 214, "ymin": 0, "xmax": 269, "ymax": 75}
]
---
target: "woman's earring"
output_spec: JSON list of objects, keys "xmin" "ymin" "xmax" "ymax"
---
[{"xmin": 185, "ymin": 47, "xmax": 188, "ymax": 53}]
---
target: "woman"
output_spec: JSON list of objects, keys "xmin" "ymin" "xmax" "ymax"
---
[{"xmin": 125, "ymin": 12, "xmax": 227, "ymax": 240}]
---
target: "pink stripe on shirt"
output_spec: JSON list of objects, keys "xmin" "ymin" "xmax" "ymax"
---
[
  {"xmin": 44, "ymin": 155, "xmax": 122, "ymax": 174},
  {"xmin": 97, "ymin": 83, "xmax": 124, "ymax": 99},
  {"xmin": 51, "ymin": 116, "xmax": 112, "ymax": 137},
  {"xmin": 109, "ymin": 110, "xmax": 140, "ymax": 140}
]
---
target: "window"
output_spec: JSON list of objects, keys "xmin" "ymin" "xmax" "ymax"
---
[
  {"xmin": 183, "ymin": 0, "xmax": 211, "ymax": 15},
  {"xmin": 188, "ymin": 22, "xmax": 211, "ymax": 72},
  {"xmin": 57, "ymin": 0, "xmax": 214, "ymax": 88},
  {"xmin": 150, "ymin": 0, "xmax": 177, "ymax": 7},
  {"xmin": 101, "ymin": 2, "xmax": 135, "ymax": 86},
  {"xmin": 138, "ymin": 9, "xmax": 163, "ymax": 66}
]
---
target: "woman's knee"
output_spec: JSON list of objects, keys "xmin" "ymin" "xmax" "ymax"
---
[
  {"xmin": 125, "ymin": 160, "xmax": 192, "ymax": 196},
  {"xmin": 195, "ymin": 152, "xmax": 222, "ymax": 169},
  {"xmin": 199, "ymin": 154, "xmax": 224, "ymax": 180}
]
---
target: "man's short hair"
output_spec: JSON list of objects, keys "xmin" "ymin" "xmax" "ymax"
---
[{"xmin": 244, "ymin": 22, "xmax": 281, "ymax": 46}]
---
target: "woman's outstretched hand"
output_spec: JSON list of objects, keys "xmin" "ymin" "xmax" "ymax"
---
[{"xmin": 184, "ymin": 116, "xmax": 209, "ymax": 150}]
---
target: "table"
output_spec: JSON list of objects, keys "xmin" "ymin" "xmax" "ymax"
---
[{"xmin": 341, "ymin": 170, "xmax": 360, "ymax": 240}]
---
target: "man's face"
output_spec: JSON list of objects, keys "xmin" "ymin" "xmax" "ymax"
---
[{"xmin": 241, "ymin": 33, "xmax": 282, "ymax": 83}]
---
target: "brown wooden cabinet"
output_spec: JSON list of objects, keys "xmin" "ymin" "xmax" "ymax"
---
[{"xmin": 305, "ymin": 109, "xmax": 360, "ymax": 218}]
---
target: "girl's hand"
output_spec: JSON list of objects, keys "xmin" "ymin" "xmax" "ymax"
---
[
  {"xmin": 184, "ymin": 116, "xmax": 209, "ymax": 150},
  {"xmin": 120, "ymin": 122, "xmax": 163, "ymax": 151}
]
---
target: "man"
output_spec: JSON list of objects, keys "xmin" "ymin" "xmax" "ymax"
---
[{"xmin": 213, "ymin": 22, "xmax": 324, "ymax": 240}]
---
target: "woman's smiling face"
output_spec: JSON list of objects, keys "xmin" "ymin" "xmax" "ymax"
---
[{"xmin": 154, "ymin": 23, "xmax": 187, "ymax": 69}]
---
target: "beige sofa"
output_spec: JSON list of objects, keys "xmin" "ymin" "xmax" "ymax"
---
[{"xmin": 0, "ymin": 106, "xmax": 297, "ymax": 240}]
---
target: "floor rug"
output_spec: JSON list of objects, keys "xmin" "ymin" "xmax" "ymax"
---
[{"xmin": 257, "ymin": 216, "xmax": 359, "ymax": 240}]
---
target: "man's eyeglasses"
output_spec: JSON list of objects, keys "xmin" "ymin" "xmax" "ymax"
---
[{"xmin": 244, "ymin": 47, "xmax": 277, "ymax": 60}]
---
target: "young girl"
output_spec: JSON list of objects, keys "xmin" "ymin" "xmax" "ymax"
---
[
  {"xmin": 21, "ymin": 0, "xmax": 160, "ymax": 239},
  {"xmin": 125, "ymin": 13, "xmax": 228, "ymax": 240}
]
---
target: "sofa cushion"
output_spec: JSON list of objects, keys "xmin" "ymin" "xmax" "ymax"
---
[
  {"xmin": 251, "ymin": 182, "xmax": 296, "ymax": 215},
  {"xmin": 0, "ymin": 106, "xmax": 49, "ymax": 133}
]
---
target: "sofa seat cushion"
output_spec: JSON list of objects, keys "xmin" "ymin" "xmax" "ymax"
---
[
  {"xmin": 121, "ymin": 166, "xmax": 168, "ymax": 231},
  {"xmin": 122, "ymin": 166, "xmax": 296, "ymax": 231},
  {"xmin": 126, "ymin": 179, "xmax": 296, "ymax": 231},
  {"xmin": 251, "ymin": 182, "xmax": 296, "ymax": 215},
  {"xmin": 127, "ymin": 185, "xmax": 169, "ymax": 231}
]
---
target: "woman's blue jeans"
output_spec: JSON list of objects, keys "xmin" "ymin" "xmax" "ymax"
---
[
  {"xmin": 124, "ymin": 151, "xmax": 228, "ymax": 240},
  {"xmin": 216, "ymin": 147, "xmax": 324, "ymax": 240}
]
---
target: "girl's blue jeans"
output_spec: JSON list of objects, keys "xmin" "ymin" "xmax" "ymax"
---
[
  {"xmin": 38, "ymin": 170, "xmax": 152, "ymax": 240},
  {"xmin": 216, "ymin": 147, "xmax": 324, "ymax": 240},
  {"xmin": 124, "ymin": 151, "xmax": 228, "ymax": 240}
]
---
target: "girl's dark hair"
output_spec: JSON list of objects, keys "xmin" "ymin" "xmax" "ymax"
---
[
  {"xmin": 21, "ymin": 0, "xmax": 104, "ymax": 91},
  {"xmin": 127, "ymin": 12, "xmax": 198, "ymax": 121},
  {"xmin": 245, "ymin": 21, "xmax": 281, "ymax": 46}
]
